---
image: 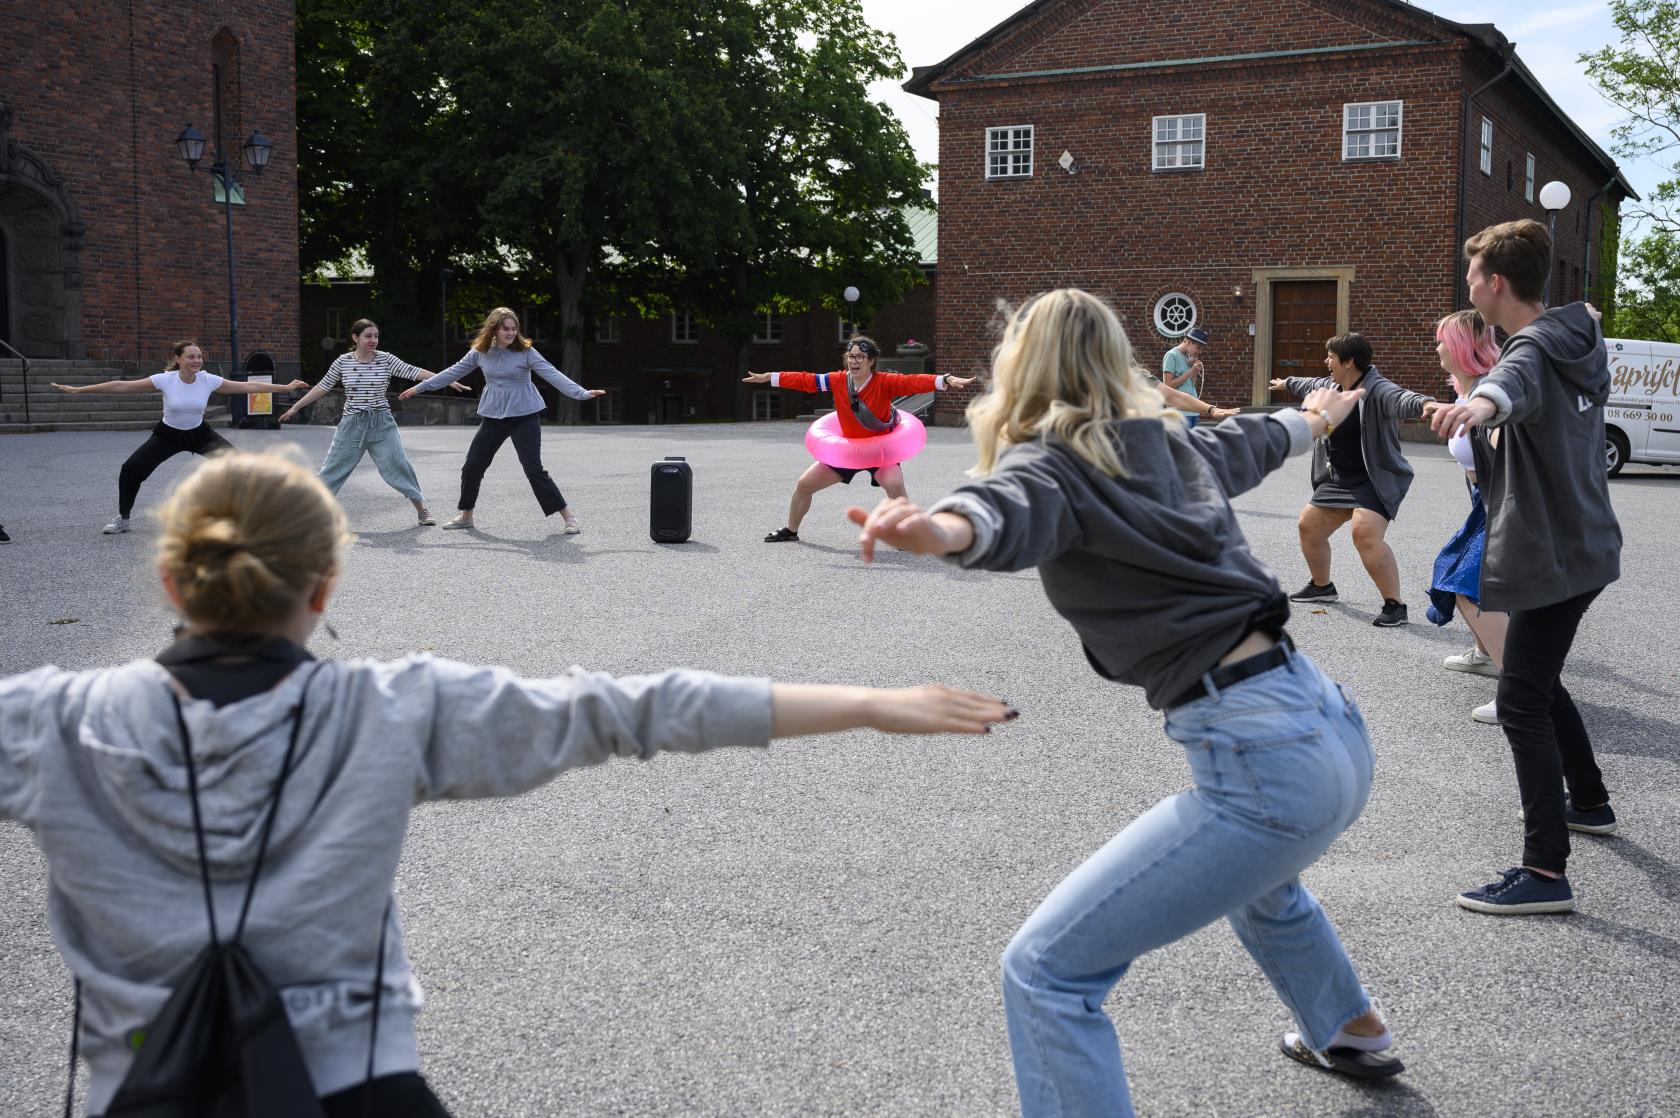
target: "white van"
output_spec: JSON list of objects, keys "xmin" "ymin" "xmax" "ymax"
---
[{"xmin": 1604, "ymin": 336, "xmax": 1680, "ymax": 476}]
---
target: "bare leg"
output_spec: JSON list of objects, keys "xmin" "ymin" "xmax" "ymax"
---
[
  {"xmin": 876, "ymin": 463, "xmax": 907, "ymax": 500},
  {"xmin": 786, "ymin": 462, "xmax": 843, "ymax": 533},
  {"xmin": 1459, "ymin": 597, "xmax": 1511, "ymax": 669},
  {"xmin": 1297, "ymin": 505, "xmax": 1351, "ymax": 585},
  {"xmin": 1350, "ymin": 508, "xmax": 1401, "ymax": 602}
]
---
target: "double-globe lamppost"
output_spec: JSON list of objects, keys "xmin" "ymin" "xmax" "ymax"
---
[
  {"xmin": 174, "ymin": 120, "xmax": 272, "ymax": 386},
  {"xmin": 1539, "ymin": 179, "xmax": 1572, "ymax": 307}
]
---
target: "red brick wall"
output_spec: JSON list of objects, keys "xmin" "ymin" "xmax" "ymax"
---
[{"xmin": 1, "ymin": 2, "xmax": 299, "ymax": 376}]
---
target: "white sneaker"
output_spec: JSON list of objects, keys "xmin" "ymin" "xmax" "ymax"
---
[
  {"xmin": 102, "ymin": 517, "xmax": 132, "ymax": 534},
  {"xmin": 1472, "ymin": 700, "xmax": 1499, "ymax": 725},
  {"xmin": 1444, "ymin": 646, "xmax": 1499, "ymax": 677},
  {"xmin": 441, "ymin": 514, "xmax": 474, "ymax": 530},
  {"xmin": 562, "ymin": 516, "xmax": 582, "ymax": 535}
]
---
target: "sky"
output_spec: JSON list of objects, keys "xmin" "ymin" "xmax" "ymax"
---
[{"xmin": 859, "ymin": 0, "xmax": 1663, "ymax": 213}]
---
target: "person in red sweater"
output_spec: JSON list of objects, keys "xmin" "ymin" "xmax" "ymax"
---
[{"xmin": 745, "ymin": 336, "xmax": 977, "ymax": 542}]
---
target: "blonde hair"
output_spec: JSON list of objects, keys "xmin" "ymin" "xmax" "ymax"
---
[
  {"xmin": 156, "ymin": 449, "xmax": 351, "ymax": 631},
  {"xmin": 471, "ymin": 306, "xmax": 530, "ymax": 353},
  {"xmin": 966, "ymin": 288, "xmax": 1173, "ymax": 477}
]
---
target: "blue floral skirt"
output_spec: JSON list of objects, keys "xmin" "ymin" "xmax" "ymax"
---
[{"xmin": 1426, "ymin": 486, "xmax": 1485, "ymax": 626}]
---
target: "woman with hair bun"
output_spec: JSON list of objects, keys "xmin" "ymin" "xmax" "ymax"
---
[
  {"xmin": 0, "ymin": 447, "xmax": 1009, "ymax": 1116},
  {"xmin": 52, "ymin": 340, "xmax": 306, "ymax": 535},
  {"xmin": 280, "ymin": 318, "xmax": 469, "ymax": 526},
  {"xmin": 852, "ymin": 288, "xmax": 1400, "ymax": 1116},
  {"xmin": 400, "ymin": 306, "xmax": 605, "ymax": 532}
]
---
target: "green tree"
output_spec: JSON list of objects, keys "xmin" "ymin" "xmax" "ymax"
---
[{"xmin": 1611, "ymin": 229, "xmax": 1680, "ymax": 341}]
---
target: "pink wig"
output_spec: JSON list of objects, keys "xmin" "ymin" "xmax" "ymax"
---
[{"xmin": 1435, "ymin": 309, "xmax": 1500, "ymax": 379}]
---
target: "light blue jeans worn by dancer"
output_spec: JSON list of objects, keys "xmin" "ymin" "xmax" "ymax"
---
[
  {"xmin": 1002, "ymin": 647, "xmax": 1376, "ymax": 1118},
  {"xmin": 317, "ymin": 408, "xmax": 424, "ymax": 501}
]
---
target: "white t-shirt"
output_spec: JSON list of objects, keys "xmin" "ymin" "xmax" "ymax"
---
[
  {"xmin": 149, "ymin": 371, "xmax": 224, "ymax": 430},
  {"xmin": 1446, "ymin": 395, "xmax": 1477, "ymax": 472}
]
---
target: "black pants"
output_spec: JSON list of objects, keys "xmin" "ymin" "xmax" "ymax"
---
[
  {"xmin": 458, "ymin": 412, "xmax": 565, "ymax": 515},
  {"xmin": 119, "ymin": 422, "xmax": 234, "ymax": 516},
  {"xmin": 1497, "ymin": 587, "xmax": 1608, "ymax": 875},
  {"xmin": 320, "ymin": 1072, "xmax": 454, "ymax": 1117}
]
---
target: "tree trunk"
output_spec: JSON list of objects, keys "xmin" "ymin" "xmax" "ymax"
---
[{"xmin": 553, "ymin": 241, "xmax": 589, "ymax": 424}]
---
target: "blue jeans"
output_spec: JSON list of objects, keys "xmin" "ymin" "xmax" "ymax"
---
[
  {"xmin": 1002, "ymin": 648, "xmax": 1375, "ymax": 1117},
  {"xmin": 318, "ymin": 408, "xmax": 424, "ymax": 502}
]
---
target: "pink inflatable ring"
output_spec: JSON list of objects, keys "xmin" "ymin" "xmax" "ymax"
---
[{"xmin": 804, "ymin": 410, "xmax": 927, "ymax": 470}]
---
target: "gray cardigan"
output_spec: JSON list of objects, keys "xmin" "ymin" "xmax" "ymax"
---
[{"xmin": 1283, "ymin": 366, "xmax": 1433, "ymax": 518}]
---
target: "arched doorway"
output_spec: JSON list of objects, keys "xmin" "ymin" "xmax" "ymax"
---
[{"xmin": 0, "ymin": 100, "xmax": 86, "ymax": 358}]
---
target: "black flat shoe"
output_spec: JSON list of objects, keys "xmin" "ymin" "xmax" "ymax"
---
[
  {"xmin": 1280, "ymin": 1034, "xmax": 1404, "ymax": 1080},
  {"xmin": 763, "ymin": 527, "xmax": 799, "ymax": 543}
]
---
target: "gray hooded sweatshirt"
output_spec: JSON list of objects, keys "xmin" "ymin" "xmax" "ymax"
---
[
  {"xmin": 1467, "ymin": 301, "xmax": 1622, "ymax": 611},
  {"xmin": 929, "ymin": 409, "xmax": 1314, "ymax": 709},
  {"xmin": 1283, "ymin": 366, "xmax": 1434, "ymax": 519},
  {"xmin": 0, "ymin": 656, "xmax": 771, "ymax": 1114}
]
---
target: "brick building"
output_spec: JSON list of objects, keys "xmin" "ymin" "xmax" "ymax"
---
[
  {"xmin": 0, "ymin": 3, "xmax": 299, "ymax": 377},
  {"xmin": 299, "ymin": 208, "xmax": 938, "ymax": 425},
  {"xmin": 907, "ymin": 0, "xmax": 1634, "ymax": 424}
]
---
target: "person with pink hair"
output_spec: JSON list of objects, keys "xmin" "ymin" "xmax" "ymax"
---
[{"xmin": 1425, "ymin": 309, "xmax": 1507, "ymax": 723}]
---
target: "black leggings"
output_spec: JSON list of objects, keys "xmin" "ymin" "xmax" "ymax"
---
[
  {"xmin": 320, "ymin": 1073, "xmax": 454, "ymax": 1117},
  {"xmin": 118, "ymin": 422, "xmax": 234, "ymax": 516},
  {"xmin": 458, "ymin": 411, "xmax": 565, "ymax": 515}
]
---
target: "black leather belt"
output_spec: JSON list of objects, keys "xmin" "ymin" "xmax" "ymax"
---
[{"xmin": 1167, "ymin": 632, "xmax": 1293, "ymax": 709}]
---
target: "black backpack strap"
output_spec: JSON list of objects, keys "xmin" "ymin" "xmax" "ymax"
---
[
  {"xmin": 233, "ymin": 663, "xmax": 319, "ymax": 943},
  {"xmin": 364, "ymin": 897, "xmax": 393, "ymax": 1118},
  {"xmin": 169, "ymin": 691, "xmax": 222, "ymax": 944}
]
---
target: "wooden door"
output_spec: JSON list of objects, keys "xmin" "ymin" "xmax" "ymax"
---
[{"xmin": 1269, "ymin": 281, "xmax": 1338, "ymax": 402}]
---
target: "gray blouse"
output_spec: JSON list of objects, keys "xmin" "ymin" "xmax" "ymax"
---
[{"xmin": 415, "ymin": 345, "xmax": 590, "ymax": 419}]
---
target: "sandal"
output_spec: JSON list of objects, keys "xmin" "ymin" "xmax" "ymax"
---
[
  {"xmin": 763, "ymin": 527, "xmax": 799, "ymax": 543},
  {"xmin": 1280, "ymin": 1033, "xmax": 1404, "ymax": 1081},
  {"xmin": 417, "ymin": 514, "xmax": 437, "ymax": 527}
]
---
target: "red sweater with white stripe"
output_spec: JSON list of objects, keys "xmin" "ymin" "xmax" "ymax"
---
[{"xmin": 770, "ymin": 370, "xmax": 944, "ymax": 438}]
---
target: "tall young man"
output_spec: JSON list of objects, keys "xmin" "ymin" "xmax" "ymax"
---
[{"xmin": 1428, "ymin": 219, "xmax": 1622, "ymax": 916}]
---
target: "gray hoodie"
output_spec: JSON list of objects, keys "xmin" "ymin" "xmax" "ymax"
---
[
  {"xmin": 929, "ymin": 410, "xmax": 1314, "ymax": 709},
  {"xmin": 1283, "ymin": 366, "xmax": 1433, "ymax": 519},
  {"xmin": 0, "ymin": 656, "xmax": 771, "ymax": 1114},
  {"xmin": 1467, "ymin": 301, "xmax": 1622, "ymax": 611}
]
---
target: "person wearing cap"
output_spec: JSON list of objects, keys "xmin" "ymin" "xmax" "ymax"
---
[{"xmin": 1162, "ymin": 327, "xmax": 1210, "ymax": 427}]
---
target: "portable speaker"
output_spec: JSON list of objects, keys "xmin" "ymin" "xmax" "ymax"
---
[{"xmin": 650, "ymin": 456, "xmax": 692, "ymax": 543}]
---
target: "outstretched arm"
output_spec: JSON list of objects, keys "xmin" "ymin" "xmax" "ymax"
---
[
  {"xmin": 279, "ymin": 381, "xmax": 332, "ymax": 422},
  {"xmin": 403, "ymin": 351, "xmax": 478, "ymax": 398},
  {"xmin": 216, "ymin": 378, "xmax": 308, "ymax": 396},
  {"xmin": 526, "ymin": 349, "xmax": 601, "ymax": 401},
  {"xmin": 743, "ymin": 371, "xmax": 827, "ymax": 393},
  {"xmin": 52, "ymin": 378, "xmax": 158, "ymax": 395},
  {"xmin": 1271, "ymin": 376, "xmax": 1330, "ymax": 399}
]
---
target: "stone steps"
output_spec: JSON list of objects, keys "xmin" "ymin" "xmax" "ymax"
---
[{"xmin": 0, "ymin": 358, "xmax": 236, "ymax": 432}]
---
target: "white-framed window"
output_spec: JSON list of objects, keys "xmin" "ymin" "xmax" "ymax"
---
[
  {"xmin": 752, "ymin": 390, "xmax": 783, "ymax": 420},
  {"xmin": 1479, "ymin": 117, "xmax": 1493, "ymax": 174},
  {"xmin": 837, "ymin": 318, "xmax": 867, "ymax": 344},
  {"xmin": 1342, "ymin": 101, "xmax": 1402, "ymax": 161},
  {"xmin": 1525, "ymin": 153, "xmax": 1535, "ymax": 202},
  {"xmin": 594, "ymin": 393, "xmax": 622, "ymax": 424},
  {"xmin": 1153, "ymin": 293, "xmax": 1198, "ymax": 338},
  {"xmin": 671, "ymin": 310, "xmax": 699, "ymax": 344},
  {"xmin": 754, "ymin": 310, "xmax": 783, "ymax": 344},
  {"xmin": 986, "ymin": 125, "xmax": 1034, "ymax": 179},
  {"xmin": 1153, "ymin": 114, "xmax": 1206, "ymax": 170},
  {"xmin": 595, "ymin": 316, "xmax": 621, "ymax": 344},
  {"xmin": 324, "ymin": 307, "xmax": 348, "ymax": 340}
]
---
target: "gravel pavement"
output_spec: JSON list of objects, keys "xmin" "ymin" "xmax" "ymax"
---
[{"xmin": 1, "ymin": 421, "xmax": 1677, "ymax": 1117}]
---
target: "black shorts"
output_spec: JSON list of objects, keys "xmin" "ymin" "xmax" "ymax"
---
[{"xmin": 829, "ymin": 465, "xmax": 886, "ymax": 486}]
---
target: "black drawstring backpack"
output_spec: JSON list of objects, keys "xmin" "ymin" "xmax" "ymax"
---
[{"xmin": 66, "ymin": 667, "xmax": 391, "ymax": 1118}]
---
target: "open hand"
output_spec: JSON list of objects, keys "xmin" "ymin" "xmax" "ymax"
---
[
  {"xmin": 51, "ymin": 383, "xmax": 82, "ymax": 394},
  {"xmin": 1268, "ymin": 377, "xmax": 1288, "ymax": 392},
  {"xmin": 398, "ymin": 386, "xmax": 419, "ymax": 400},
  {"xmin": 847, "ymin": 497, "xmax": 956, "ymax": 563},
  {"xmin": 945, "ymin": 375, "xmax": 978, "ymax": 389},
  {"xmin": 284, "ymin": 379, "xmax": 308, "ymax": 392},
  {"xmin": 868, "ymin": 684, "xmax": 1015, "ymax": 735},
  {"xmin": 1429, "ymin": 395, "xmax": 1496, "ymax": 438},
  {"xmin": 584, "ymin": 389, "xmax": 606, "ymax": 399},
  {"xmin": 447, "ymin": 381, "xmax": 472, "ymax": 394},
  {"xmin": 1302, "ymin": 385, "xmax": 1365, "ymax": 428},
  {"xmin": 742, "ymin": 371, "xmax": 772, "ymax": 384},
  {"xmin": 1208, "ymin": 405, "xmax": 1240, "ymax": 420},
  {"xmin": 278, "ymin": 409, "xmax": 297, "ymax": 424}
]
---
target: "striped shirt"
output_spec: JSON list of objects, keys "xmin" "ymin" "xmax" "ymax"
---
[{"xmin": 319, "ymin": 351, "xmax": 429, "ymax": 414}]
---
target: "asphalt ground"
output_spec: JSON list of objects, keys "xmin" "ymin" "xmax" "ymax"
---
[{"xmin": 1, "ymin": 421, "xmax": 1677, "ymax": 1117}]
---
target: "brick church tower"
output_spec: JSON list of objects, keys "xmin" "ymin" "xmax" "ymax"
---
[{"xmin": 0, "ymin": 3, "xmax": 298, "ymax": 377}]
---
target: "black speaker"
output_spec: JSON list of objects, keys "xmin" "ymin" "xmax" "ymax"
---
[{"xmin": 650, "ymin": 456, "xmax": 692, "ymax": 543}]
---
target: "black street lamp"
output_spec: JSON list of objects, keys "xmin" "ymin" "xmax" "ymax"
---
[
  {"xmin": 174, "ymin": 108, "xmax": 269, "ymax": 388},
  {"xmin": 1539, "ymin": 180, "xmax": 1572, "ymax": 306}
]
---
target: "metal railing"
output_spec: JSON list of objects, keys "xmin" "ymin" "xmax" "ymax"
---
[{"xmin": 0, "ymin": 337, "xmax": 30, "ymax": 424}]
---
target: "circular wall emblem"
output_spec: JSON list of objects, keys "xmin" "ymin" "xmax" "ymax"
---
[{"xmin": 1153, "ymin": 293, "xmax": 1197, "ymax": 338}]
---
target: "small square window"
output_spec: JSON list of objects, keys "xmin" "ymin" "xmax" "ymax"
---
[
  {"xmin": 1343, "ymin": 101, "xmax": 1402, "ymax": 161},
  {"xmin": 595, "ymin": 316, "xmax": 621, "ymax": 344},
  {"xmin": 1152, "ymin": 114, "xmax": 1206, "ymax": 171},
  {"xmin": 595, "ymin": 393, "xmax": 622, "ymax": 424},
  {"xmin": 986, "ymin": 125, "xmax": 1033, "ymax": 179},
  {"xmin": 752, "ymin": 390, "xmax": 783, "ymax": 420},
  {"xmin": 671, "ymin": 310, "xmax": 699, "ymax": 344},
  {"xmin": 754, "ymin": 311, "xmax": 783, "ymax": 344},
  {"xmin": 1525, "ymin": 154, "xmax": 1536, "ymax": 202},
  {"xmin": 324, "ymin": 307, "xmax": 348, "ymax": 340},
  {"xmin": 1479, "ymin": 117, "xmax": 1493, "ymax": 175},
  {"xmin": 523, "ymin": 306, "xmax": 548, "ymax": 342},
  {"xmin": 838, "ymin": 318, "xmax": 867, "ymax": 344}
]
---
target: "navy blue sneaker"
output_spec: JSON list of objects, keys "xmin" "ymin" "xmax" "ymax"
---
[
  {"xmin": 1516, "ymin": 797, "xmax": 1618, "ymax": 836},
  {"xmin": 1456, "ymin": 867, "xmax": 1574, "ymax": 915}
]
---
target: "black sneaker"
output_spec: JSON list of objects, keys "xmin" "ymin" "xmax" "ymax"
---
[
  {"xmin": 1372, "ymin": 599, "xmax": 1408, "ymax": 627},
  {"xmin": 0, "ymin": 525, "xmax": 9, "ymax": 543},
  {"xmin": 1455, "ymin": 867, "xmax": 1574, "ymax": 915},
  {"xmin": 1289, "ymin": 580, "xmax": 1338, "ymax": 603},
  {"xmin": 763, "ymin": 527, "xmax": 799, "ymax": 543}
]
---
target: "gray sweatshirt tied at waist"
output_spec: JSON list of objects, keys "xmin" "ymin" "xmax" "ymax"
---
[
  {"xmin": 415, "ymin": 344, "xmax": 591, "ymax": 418},
  {"xmin": 1283, "ymin": 366, "xmax": 1433, "ymax": 519},
  {"xmin": 929, "ymin": 409, "xmax": 1315, "ymax": 709},
  {"xmin": 1468, "ymin": 301, "xmax": 1622, "ymax": 611}
]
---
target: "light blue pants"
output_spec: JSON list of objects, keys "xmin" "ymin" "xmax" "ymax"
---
[
  {"xmin": 317, "ymin": 408, "xmax": 424, "ymax": 502},
  {"xmin": 1002, "ymin": 648, "xmax": 1375, "ymax": 1117}
]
